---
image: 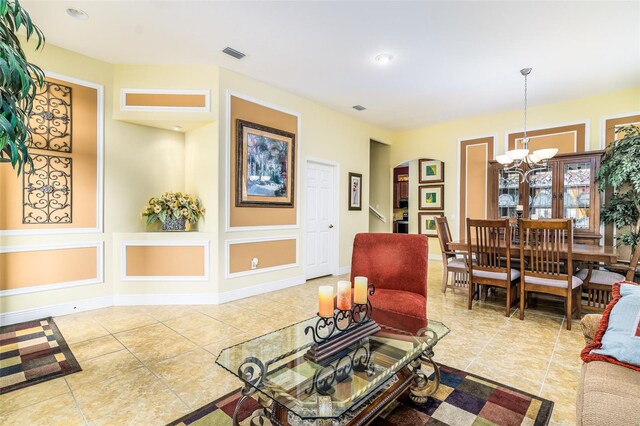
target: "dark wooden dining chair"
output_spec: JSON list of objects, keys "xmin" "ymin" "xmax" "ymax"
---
[
  {"xmin": 577, "ymin": 243, "xmax": 640, "ymax": 311},
  {"xmin": 519, "ymin": 219, "xmax": 582, "ymax": 330},
  {"xmin": 435, "ymin": 216, "xmax": 468, "ymax": 293},
  {"xmin": 466, "ymin": 219, "xmax": 519, "ymax": 317}
]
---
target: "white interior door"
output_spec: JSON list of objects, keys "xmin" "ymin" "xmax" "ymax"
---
[{"xmin": 306, "ymin": 161, "xmax": 335, "ymax": 279}]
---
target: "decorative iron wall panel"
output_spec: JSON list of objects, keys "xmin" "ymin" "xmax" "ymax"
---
[
  {"xmin": 28, "ymin": 81, "xmax": 72, "ymax": 152},
  {"xmin": 23, "ymin": 154, "xmax": 72, "ymax": 224}
]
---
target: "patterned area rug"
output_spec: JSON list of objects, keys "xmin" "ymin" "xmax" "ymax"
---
[
  {"xmin": 0, "ymin": 317, "xmax": 81, "ymax": 393},
  {"xmin": 168, "ymin": 365, "xmax": 553, "ymax": 426}
]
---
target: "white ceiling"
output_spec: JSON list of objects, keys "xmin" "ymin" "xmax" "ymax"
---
[{"xmin": 23, "ymin": 1, "xmax": 640, "ymax": 131}]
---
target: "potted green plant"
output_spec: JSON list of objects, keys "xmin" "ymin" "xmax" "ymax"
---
[
  {"xmin": 596, "ymin": 124, "xmax": 640, "ymax": 256},
  {"xmin": 0, "ymin": 0, "xmax": 46, "ymax": 174},
  {"xmin": 142, "ymin": 192, "xmax": 206, "ymax": 231}
]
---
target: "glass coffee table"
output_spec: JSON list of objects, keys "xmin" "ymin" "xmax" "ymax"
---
[{"xmin": 216, "ymin": 316, "xmax": 449, "ymax": 426}]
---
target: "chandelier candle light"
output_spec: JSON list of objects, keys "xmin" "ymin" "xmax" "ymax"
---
[{"xmin": 496, "ymin": 68, "xmax": 558, "ymax": 183}]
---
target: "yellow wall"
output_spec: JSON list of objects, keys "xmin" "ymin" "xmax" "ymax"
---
[
  {"xmin": 216, "ymin": 68, "xmax": 394, "ymax": 293},
  {"xmin": 388, "ymin": 86, "xmax": 640, "ymax": 256},
  {"xmin": 2, "ymin": 36, "xmax": 638, "ymax": 319},
  {"xmin": 368, "ymin": 140, "xmax": 392, "ymax": 233},
  {"xmin": 1, "ymin": 41, "xmax": 192, "ymax": 315}
]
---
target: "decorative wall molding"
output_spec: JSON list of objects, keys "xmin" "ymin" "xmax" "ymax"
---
[
  {"xmin": 503, "ymin": 120, "xmax": 590, "ymax": 153},
  {"xmin": 0, "ymin": 295, "xmax": 113, "ymax": 327},
  {"xmin": 217, "ymin": 274, "xmax": 305, "ymax": 304},
  {"xmin": 120, "ymin": 240, "xmax": 210, "ymax": 281},
  {"xmin": 0, "ymin": 70, "xmax": 104, "ymax": 237},
  {"xmin": 224, "ymin": 90, "xmax": 302, "ymax": 232},
  {"xmin": 599, "ymin": 111, "xmax": 640, "ymax": 149},
  {"xmin": 456, "ymin": 134, "xmax": 495, "ymax": 240},
  {"xmin": 120, "ymin": 88, "xmax": 211, "ymax": 112},
  {"xmin": 0, "ymin": 274, "xmax": 308, "ymax": 326},
  {"xmin": 225, "ymin": 235, "xmax": 299, "ymax": 279},
  {"xmin": 0, "ymin": 242, "xmax": 104, "ymax": 297}
]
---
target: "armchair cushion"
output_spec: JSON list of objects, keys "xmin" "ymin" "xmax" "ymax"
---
[
  {"xmin": 350, "ymin": 233, "xmax": 428, "ymax": 298},
  {"xmin": 577, "ymin": 268, "xmax": 625, "ymax": 286},
  {"xmin": 369, "ymin": 288, "xmax": 426, "ymax": 319}
]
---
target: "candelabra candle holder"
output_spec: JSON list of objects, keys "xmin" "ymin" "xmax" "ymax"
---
[{"xmin": 304, "ymin": 284, "xmax": 381, "ymax": 363}]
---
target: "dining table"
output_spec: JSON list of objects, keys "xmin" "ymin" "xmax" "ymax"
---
[{"xmin": 448, "ymin": 239, "xmax": 618, "ymax": 264}]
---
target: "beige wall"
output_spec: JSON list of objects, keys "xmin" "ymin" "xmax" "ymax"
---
[
  {"xmin": 390, "ymin": 86, "xmax": 640, "ymax": 257},
  {"xmin": 125, "ymin": 245, "xmax": 205, "ymax": 277}
]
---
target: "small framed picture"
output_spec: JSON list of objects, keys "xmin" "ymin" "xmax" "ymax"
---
[
  {"xmin": 419, "ymin": 159, "xmax": 444, "ymax": 183},
  {"xmin": 419, "ymin": 184, "xmax": 444, "ymax": 210},
  {"xmin": 418, "ymin": 212, "xmax": 444, "ymax": 237},
  {"xmin": 348, "ymin": 172, "xmax": 362, "ymax": 211}
]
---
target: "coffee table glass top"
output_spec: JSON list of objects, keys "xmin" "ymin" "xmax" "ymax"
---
[{"xmin": 216, "ymin": 317, "xmax": 449, "ymax": 420}]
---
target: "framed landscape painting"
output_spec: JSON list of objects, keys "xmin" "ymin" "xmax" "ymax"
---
[
  {"xmin": 419, "ymin": 184, "xmax": 444, "ymax": 210},
  {"xmin": 348, "ymin": 172, "xmax": 362, "ymax": 211},
  {"xmin": 419, "ymin": 159, "xmax": 444, "ymax": 183},
  {"xmin": 236, "ymin": 119, "xmax": 296, "ymax": 208},
  {"xmin": 418, "ymin": 212, "xmax": 443, "ymax": 237}
]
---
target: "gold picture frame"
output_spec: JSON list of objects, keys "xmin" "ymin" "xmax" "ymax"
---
[{"xmin": 236, "ymin": 119, "xmax": 296, "ymax": 208}]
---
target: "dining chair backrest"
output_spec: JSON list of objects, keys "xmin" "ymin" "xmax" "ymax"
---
[
  {"xmin": 435, "ymin": 216, "xmax": 454, "ymax": 259},
  {"xmin": 467, "ymin": 218, "xmax": 512, "ymax": 275},
  {"xmin": 626, "ymin": 243, "xmax": 640, "ymax": 281},
  {"xmin": 520, "ymin": 219, "xmax": 573, "ymax": 281}
]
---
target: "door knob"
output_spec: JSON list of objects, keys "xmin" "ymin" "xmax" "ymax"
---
[{"xmin": 329, "ymin": 224, "xmax": 334, "ymax": 229}]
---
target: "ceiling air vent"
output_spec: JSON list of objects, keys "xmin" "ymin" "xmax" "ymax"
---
[
  {"xmin": 222, "ymin": 47, "xmax": 246, "ymax": 60},
  {"xmin": 352, "ymin": 105, "xmax": 367, "ymax": 111}
]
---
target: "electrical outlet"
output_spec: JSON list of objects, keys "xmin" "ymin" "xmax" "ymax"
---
[{"xmin": 251, "ymin": 257, "xmax": 259, "ymax": 270}]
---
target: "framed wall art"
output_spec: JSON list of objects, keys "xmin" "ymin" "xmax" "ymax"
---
[
  {"xmin": 236, "ymin": 119, "xmax": 296, "ymax": 208},
  {"xmin": 418, "ymin": 212, "xmax": 443, "ymax": 237},
  {"xmin": 348, "ymin": 172, "xmax": 362, "ymax": 211},
  {"xmin": 419, "ymin": 159, "xmax": 444, "ymax": 183},
  {"xmin": 419, "ymin": 184, "xmax": 444, "ymax": 210}
]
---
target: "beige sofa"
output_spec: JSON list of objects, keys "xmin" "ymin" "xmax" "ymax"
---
[{"xmin": 577, "ymin": 314, "xmax": 640, "ymax": 425}]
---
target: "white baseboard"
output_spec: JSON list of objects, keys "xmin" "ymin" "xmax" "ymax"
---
[
  {"xmin": 114, "ymin": 293, "xmax": 219, "ymax": 306},
  {"xmin": 217, "ymin": 274, "xmax": 305, "ymax": 304},
  {"xmin": 0, "ymin": 295, "xmax": 113, "ymax": 326},
  {"xmin": 0, "ymin": 276, "xmax": 308, "ymax": 325},
  {"xmin": 336, "ymin": 266, "xmax": 351, "ymax": 276}
]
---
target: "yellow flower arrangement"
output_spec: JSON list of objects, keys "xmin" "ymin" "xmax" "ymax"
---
[{"xmin": 141, "ymin": 192, "xmax": 205, "ymax": 226}]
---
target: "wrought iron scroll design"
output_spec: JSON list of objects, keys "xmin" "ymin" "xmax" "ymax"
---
[
  {"xmin": 28, "ymin": 81, "xmax": 72, "ymax": 152},
  {"xmin": 23, "ymin": 154, "xmax": 72, "ymax": 224}
]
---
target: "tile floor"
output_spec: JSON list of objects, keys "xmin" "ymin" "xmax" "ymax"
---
[{"xmin": 0, "ymin": 261, "xmax": 586, "ymax": 425}]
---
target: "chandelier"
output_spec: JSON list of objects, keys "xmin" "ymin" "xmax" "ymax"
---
[{"xmin": 496, "ymin": 68, "xmax": 557, "ymax": 182}]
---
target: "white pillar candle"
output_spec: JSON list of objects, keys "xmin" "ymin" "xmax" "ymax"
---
[
  {"xmin": 354, "ymin": 276, "xmax": 368, "ymax": 305},
  {"xmin": 318, "ymin": 286, "xmax": 334, "ymax": 317}
]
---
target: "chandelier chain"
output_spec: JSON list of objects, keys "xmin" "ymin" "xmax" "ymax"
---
[{"xmin": 523, "ymin": 71, "xmax": 528, "ymax": 143}]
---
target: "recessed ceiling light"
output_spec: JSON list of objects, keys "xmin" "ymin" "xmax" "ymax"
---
[
  {"xmin": 171, "ymin": 125, "xmax": 183, "ymax": 131},
  {"xmin": 66, "ymin": 8, "xmax": 89, "ymax": 20},
  {"xmin": 374, "ymin": 53, "xmax": 393, "ymax": 65},
  {"xmin": 352, "ymin": 105, "xmax": 367, "ymax": 111}
]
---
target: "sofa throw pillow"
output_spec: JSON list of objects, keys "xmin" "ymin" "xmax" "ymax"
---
[{"xmin": 581, "ymin": 282, "xmax": 640, "ymax": 372}]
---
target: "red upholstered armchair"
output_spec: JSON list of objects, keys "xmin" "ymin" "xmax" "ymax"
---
[{"xmin": 350, "ymin": 233, "xmax": 428, "ymax": 334}]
